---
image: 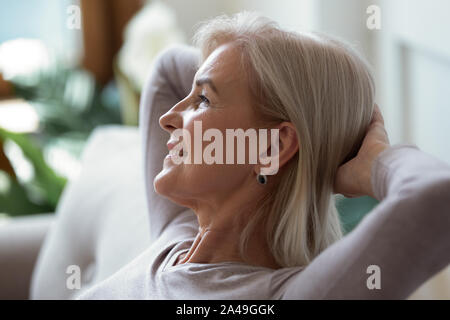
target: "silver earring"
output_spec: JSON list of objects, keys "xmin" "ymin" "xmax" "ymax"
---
[{"xmin": 257, "ymin": 174, "xmax": 267, "ymax": 185}]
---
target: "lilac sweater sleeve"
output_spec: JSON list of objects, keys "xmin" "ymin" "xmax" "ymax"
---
[
  {"xmin": 139, "ymin": 45, "xmax": 200, "ymax": 243},
  {"xmin": 283, "ymin": 144, "xmax": 450, "ymax": 299}
]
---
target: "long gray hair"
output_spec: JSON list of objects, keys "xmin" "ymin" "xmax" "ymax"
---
[{"xmin": 193, "ymin": 12, "xmax": 375, "ymax": 267}]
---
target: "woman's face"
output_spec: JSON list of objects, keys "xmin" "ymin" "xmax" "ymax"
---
[{"xmin": 154, "ymin": 43, "xmax": 265, "ymax": 210}]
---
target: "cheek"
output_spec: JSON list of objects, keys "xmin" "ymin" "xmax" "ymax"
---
[
  {"xmin": 184, "ymin": 162, "xmax": 250, "ymax": 194},
  {"xmin": 154, "ymin": 107, "xmax": 258, "ymax": 202},
  {"xmin": 155, "ymin": 159, "xmax": 250, "ymax": 202}
]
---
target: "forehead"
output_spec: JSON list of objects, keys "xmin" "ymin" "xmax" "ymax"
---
[{"xmin": 196, "ymin": 43, "xmax": 246, "ymax": 88}]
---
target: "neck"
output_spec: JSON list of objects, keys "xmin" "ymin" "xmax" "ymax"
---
[
  {"xmin": 175, "ymin": 171, "xmax": 282, "ymax": 269},
  {"xmin": 177, "ymin": 201, "xmax": 281, "ymax": 269}
]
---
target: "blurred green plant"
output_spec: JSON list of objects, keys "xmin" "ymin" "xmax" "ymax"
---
[
  {"xmin": 0, "ymin": 128, "xmax": 66, "ymax": 206},
  {"xmin": 336, "ymin": 195, "xmax": 379, "ymax": 234},
  {"xmin": 11, "ymin": 63, "xmax": 122, "ymax": 138},
  {"xmin": 0, "ymin": 62, "xmax": 123, "ymax": 216},
  {"xmin": 0, "ymin": 128, "xmax": 66, "ymax": 216}
]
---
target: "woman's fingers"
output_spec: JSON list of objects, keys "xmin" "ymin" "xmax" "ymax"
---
[
  {"xmin": 372, "ymin": 104, "xmax": 384, "ymax": 125},
  {"xmin": 334, "ymin": 103, "xmax": 390, "ymax": 198}
]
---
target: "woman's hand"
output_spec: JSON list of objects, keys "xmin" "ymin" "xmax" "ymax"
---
[{"xmin": 334, "ymin": 104, "xmax": 390, "ymax": 199}]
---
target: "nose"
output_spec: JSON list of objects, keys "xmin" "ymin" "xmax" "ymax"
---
[{"xmin": 159, "ymin": 100, "xmax": 185, "ymax": 133}]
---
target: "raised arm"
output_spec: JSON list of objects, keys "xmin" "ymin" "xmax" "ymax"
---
[
  {"xmin": 283, "ymin": 107, "xmax": 450, "ymax": 299},
  {"xmin": 139, "ymin": 45, "xmax": 200, "ymax": 242}
]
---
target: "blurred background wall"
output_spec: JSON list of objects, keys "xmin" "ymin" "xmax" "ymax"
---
[{"xmin": 0, "ymin": 0, "xmax": 81, "ymax": 61}]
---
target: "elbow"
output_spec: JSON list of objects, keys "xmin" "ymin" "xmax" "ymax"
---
[
  {"xmin": 415, "ymin": 174, "xmax": 450, "ymax": 205},
  {"xmin": 397, "ymin": 169, "xmax": 450, "ymax": 205},
  {"xmin": 401, "ymin": 173, "xmax": 450, "ymax": 230}
]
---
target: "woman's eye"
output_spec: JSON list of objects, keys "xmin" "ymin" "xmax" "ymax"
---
[{"xmin": 198, "ymin": 94, "xmax": 210, "ymax": 106}]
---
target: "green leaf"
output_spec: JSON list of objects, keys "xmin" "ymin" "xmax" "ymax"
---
[
  {"xmin": 0, "ymin": 128, "xmax": 66, "ymax": 208},
  {"xmin": 0, "ymin": 170, "xmax": 53, "ymax": 216},
  {"xmin": 336, "ymin": 195, "xmax": 379, "ymax": 234}
]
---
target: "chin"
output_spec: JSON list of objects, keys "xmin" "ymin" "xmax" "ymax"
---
[
  {"xmin": 153, "ymin": 171, "xmax": 193, "ymax": 208},
  {"xmin": 153, "ymin": 171, "xmax": 172, "ymax": 197}
]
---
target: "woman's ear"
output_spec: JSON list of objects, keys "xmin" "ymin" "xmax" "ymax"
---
[
  {"xmin": 254, "ymin": 121, "xmax": 299, "ymax": 176},
  {"xmin": 275, "ymin": 121, "xmax": 299, "ymax": 168}
]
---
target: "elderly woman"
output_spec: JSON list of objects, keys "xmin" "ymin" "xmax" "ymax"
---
[{"xmin": 79, "ymin": 12, "xmax": 450, "ymax": 299}]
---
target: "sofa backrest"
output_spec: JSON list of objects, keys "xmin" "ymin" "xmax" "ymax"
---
[{"xmin": 30, "ymin": 125, "xmax": 150, "ymax": 299}]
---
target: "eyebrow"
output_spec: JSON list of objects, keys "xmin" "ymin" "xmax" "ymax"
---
[{"xmin": 195, "ymin": 76, "xmax": 219, "ymax": 95}]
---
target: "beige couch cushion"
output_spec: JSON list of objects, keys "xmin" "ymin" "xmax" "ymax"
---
[
  {"xmin": 0, "ymin": 213, "xmax": 53, "ymax": 299},
  {"xmin": 30, "ymin": 125, "xmax": 150, "ymax": 299}
]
